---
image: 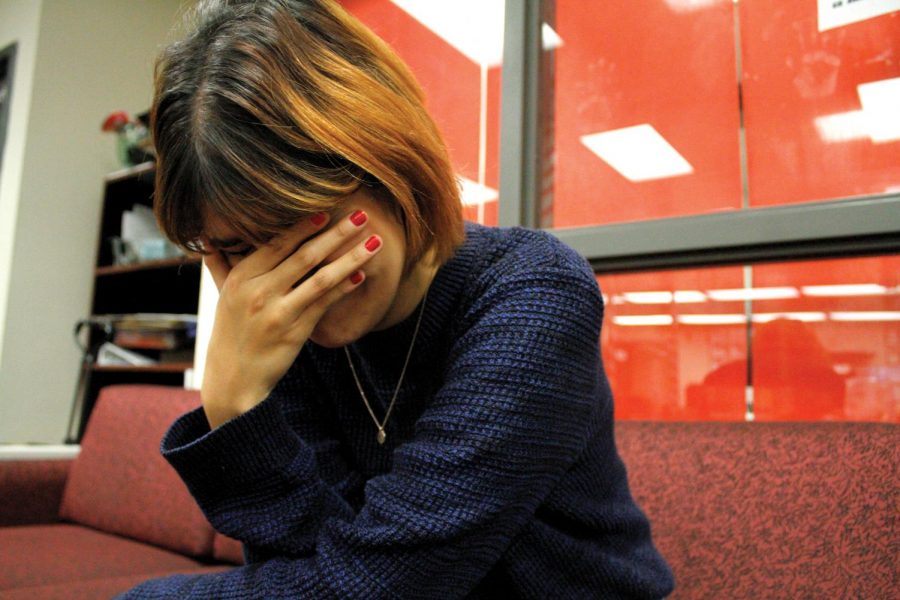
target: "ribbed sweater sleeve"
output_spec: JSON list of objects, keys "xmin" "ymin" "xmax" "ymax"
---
[
  {"xmin": 120, "ymin": 256, "xmax": 606, "ymax": 599},
  {"xmin": 157, "ymin": 369, "xmax": 363, "ymax": 561}
]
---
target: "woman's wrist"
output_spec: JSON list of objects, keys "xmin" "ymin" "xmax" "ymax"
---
[{"xmin": 201, "ymin": 374, "xmax": 271, "ymax": 429}]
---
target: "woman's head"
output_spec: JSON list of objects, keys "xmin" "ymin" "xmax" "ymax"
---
[{"xmin": 152, "ymin": 0, "xmax": 464, "ymax": 270}]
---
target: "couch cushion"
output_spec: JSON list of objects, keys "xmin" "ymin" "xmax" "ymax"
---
[
  {"xmin": 616, "ymin": 421, "xmax": 899, "ymax": 599},
  {"xmin": 0, "ymin": 459, "xmax": 70, "ymax": 526},
  {"xmin": 0, "ymin": 568, "xmax": 228, "ymax": 600},
  {"xmin": 0, "ymin": 523, "xmax": 214, "ymax": 591},
  {"xmin": 59, "ymin": 385, "xmax": 214, "ymax": 557}
]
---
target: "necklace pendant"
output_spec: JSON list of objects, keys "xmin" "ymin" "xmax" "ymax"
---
[{"xmin": 376, "ymin": 429, "xmax": 387, "ymax": 445}]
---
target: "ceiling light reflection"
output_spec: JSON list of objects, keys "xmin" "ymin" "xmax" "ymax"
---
[
  {"xmin": 677, "ymin": 314, "xmax": 746, "ymax": 325},
  {"xmin": 858, "ymin": 77, "xmax": 900, "ymax": 143},
  {"xmin": 580, "ymin": 124, "xmax": 694, "ymax": 183},
  {"xmin": 612, "ymin": 315, "xmax": 674, "ymax": 326},
  {"xmin": 707, "ymin": 287, "xmax": 799, "ymax": 301},
  {"xmin": 389, "ymin": 1, "xmax": 561, "ymax": 67},
  {"xmin": 801, "ymin": 284, "xmax": 889, "ymax": 297},
  {"xmin": 620, "ymin": 290, "xmax": 709, "ymax": 304},
  {"xmin": 830, "ymin": 311, "xmax": 900, "ymax": 322},
  {"xmin": 752, "ymin": 312, "xmax": 827, "ymax": 323},
  {"xmin": 815, "ymin": 76, "xmax": 900, "ymax": 144},
  {"xmin": 662, "ymin": 0, "xmax": 725, "ymax": 12},
  {"xmin": 622, "ymin": 291, "xmax": 673, "ymax": 304},
  {"xmin": 458, "ymin": 176, "xmax": 498, "ymax": 206}
]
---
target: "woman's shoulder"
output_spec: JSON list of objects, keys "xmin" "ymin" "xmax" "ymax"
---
[{"xmin": 461, "ymin": 222, "xmax": 596, "ymax": 289}]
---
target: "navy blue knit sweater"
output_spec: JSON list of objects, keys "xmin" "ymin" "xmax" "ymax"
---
[{"xmin": 121, "ymin": 223, "xmax": 674, "ymax": 599}]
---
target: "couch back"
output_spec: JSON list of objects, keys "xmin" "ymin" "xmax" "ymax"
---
[
  {"xmin": 59, "ymin": 385, "xmax": 216, "ymax": 557},
  {"xmin": 616, "ymin": 421, "xmax": 899, "ymax": 599}
]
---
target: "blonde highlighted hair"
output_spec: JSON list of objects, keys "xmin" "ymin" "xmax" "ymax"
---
[{"xmin": 151, "ymin": 0, "xmax": 464, "ymax": 269}]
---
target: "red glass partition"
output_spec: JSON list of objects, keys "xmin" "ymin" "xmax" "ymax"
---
[
  {"xmin": 600, "ymin": 255, "xmax": 899, "ymax": 422},
  {"xmin": 740, "ymin": 2, "xmax": 900, "ymax": 206},
  {"xmin": 549, "ymin": 1, "xmax": 900, "ymax": 227},
  {"xmin": 343, "ymin": 0, "xmax": 502, "ymax": 225},
  {"xmin": 551, "ymin": 0, "xmax": 743, "ymax": 228}
]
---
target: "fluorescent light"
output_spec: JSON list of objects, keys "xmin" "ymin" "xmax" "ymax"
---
[
  {"xmin": 580, "ymin": 124, "xmax": 694, "ymax": 182},
  {"xmin": 612, "ymin": 315, "xmax": 674, "ymax": 326},
  {"xmin": 458, "ymin": 176, "xmax": 498, "ymax": 206},
  {"xmin": 752, "ymin": 312, "xmax": 827, "ymax": 323},
  {"xmin": 663, "ymin": 0, "xmax": 723, "ymax": 12},
  {"xmin": 623, "ymin": 291, "xmax": 673, "ymax": 304},
  {"xmin": 389, "ymin": 1, "xmax": 561, "ymax": 67},
  {"xmin": 542, "ymin": 23, "xmax": 563, "ymax": 50},
  {"xmin": 857, "ymin": 77, "xmax": 900, "ymax": 143},
  {"xmin": 814, "ymin": 110, "xmax": 868, "ymax": 143},
  {"xmin": 707, "ymin": 287, "xmax": 799, "ymax": 301},
  {"xmin": 674, "ymin": 290, "xmax": 708, "ymax": 303},
  {"xmin": 830, "ymin": 311, "xmax": 900, "ymax": 322},
  {"xmin": 619, "ymin": 290, "xmax": 708, "ymax": 304},
  {"xmin": 677, "ymin": 314, "xmax": 746, "ymax": 325},
  {"xmin": 815, "ymin": 77, "xmax": 900, "ymax": 144},
  {"xmin": 802, "ymin": 284, "xmax": 889, "ymax": 297}
]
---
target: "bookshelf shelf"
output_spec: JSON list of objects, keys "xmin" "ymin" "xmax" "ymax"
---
[
  {"xmin": 92, "ymin": 363, "xmax": 193, "ymax": 374},
  {"xmin": 95, "ymin": 255, "xmax": 200, "ymax": 277}
]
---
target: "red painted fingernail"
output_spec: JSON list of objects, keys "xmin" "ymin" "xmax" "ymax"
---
[
  {"xmin": 350, "ymin": 210, "xmax": 367, "ymax": 226},
  {"xmin": 365, "ymin": 235, "xmax": 381, "ymax": 252},
  {"xmin": 349, "ymin": 271, "xmax": 364, "ymax": 285},
  {"xmin": 311, "ymin": 212, "xmax": 327, "ymax": 226}
]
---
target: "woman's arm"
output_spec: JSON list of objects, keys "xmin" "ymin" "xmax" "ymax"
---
[
  {"xmin": 123, "ymin": 261, "xmax": 605, "ymax": 599},
  {"xmin": 161, "ymin": 357, "xmax": 366, "ymax": 560}
]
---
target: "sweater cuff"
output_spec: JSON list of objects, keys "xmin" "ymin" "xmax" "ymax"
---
[{"xmin": 161, "ymin": 395, "xmax": 308, "ymax": 500}]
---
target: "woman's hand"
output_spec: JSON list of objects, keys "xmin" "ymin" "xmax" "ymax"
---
[{"xmin": 200, "ymin": 210, "xmax": 381, "ymax": 429}]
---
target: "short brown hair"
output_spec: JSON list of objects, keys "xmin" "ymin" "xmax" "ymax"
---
[{"xmin": 151, "ymin": 0, "xmax": 464, "ymax": 268}]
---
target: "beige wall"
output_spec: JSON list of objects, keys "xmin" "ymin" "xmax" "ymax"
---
[
  {"xmin": 0, "ymin": 0, "xmax": 186, "ymax": 443},
  {"xmin": 0, "ymin": 0, "xmax": 42, "ymax": 380}
]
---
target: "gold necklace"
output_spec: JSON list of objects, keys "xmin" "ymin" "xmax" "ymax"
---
[{"xmin": 344, "ymin": 288, "xmax": 429, "ymax": 445}]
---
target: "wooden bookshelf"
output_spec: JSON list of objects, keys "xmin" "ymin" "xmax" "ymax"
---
[
  {"xmin": 68, "ymin": 162, "xmax": 200, "ymax": 442},
  {"xmin": 95, "ymin": 255, "xmax": 200, "ymax": 277},
  {"xmin": 92, "ymin": 362, "xmax": 193, "ymax": 374}
]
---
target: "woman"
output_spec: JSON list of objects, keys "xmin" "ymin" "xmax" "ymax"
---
[{"xmin": 123, "ymin": 0, "xmax": 674, "ymax": 597}]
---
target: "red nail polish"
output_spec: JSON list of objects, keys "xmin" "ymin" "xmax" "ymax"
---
[
  {"xmin": 349, "ymin": 271, "xmax": 364, "ymax": 285},
  {"xmin": 311, "ymin": 213, "xmax": 327, "ymax": 226},
  {"xmin": 365, "ymin": 235, "xmax": 381, "ymax": 252},
  {"xmin": 350, "ymin": 210, "xmax": 367, "ymax": 226}
]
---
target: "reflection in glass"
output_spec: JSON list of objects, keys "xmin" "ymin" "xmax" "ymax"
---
[
  {"xmin": 599, "ymin": 255, "xmax": 899, "ymax": 423},
  {"xmin": 741, "ymin": 2, "xmax": 900, "ymax": 205}
]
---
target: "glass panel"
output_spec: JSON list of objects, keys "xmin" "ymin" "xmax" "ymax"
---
[
  {"xmin": 598, "ymin": 266, "xmax": 747, "ymax": 421},
  {"xmin": 549, "ymin": 0, "xmax": 742, "ymax": 228},
  {"xmin": 740, "ymin": 2, "xmax": 900, "ymax": 206},
  {"xmin": 750, "ymin": 255, "xmax": 900, "ymax": 422},
  {"xmin": 343, "ymin": 0, "xmax": 503, "ymax": 225},
  {"xmin": 598, "ymin": 255, "xmax": 900, "ymax": 423}
]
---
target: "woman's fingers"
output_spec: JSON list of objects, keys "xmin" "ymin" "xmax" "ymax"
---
[
  {"xmin": 240, "ymin": 212, "xmax": 331, "ymax": 278},
  {"xmin": 202, "ymin": 245, "xmax": 230, "ymax": 292},
  {"xmin": 284, "ymin": 233, "xmax": 382, "ymax": 321},
  {"xmin": 269, "ymin": 209, "xmax": 370, "ymax": 291}
]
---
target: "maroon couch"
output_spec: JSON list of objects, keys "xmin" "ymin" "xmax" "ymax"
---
[
  {"xmin": 0, "ymin": 386, "xmax": 242, "ymax": 599},
  {"xmin": 617, "ymin": 421, "xmax": 899, "ymax": 599},
  {"xmin": 2, "ymin": 385, "xmax": 897, "ymax": 598}
]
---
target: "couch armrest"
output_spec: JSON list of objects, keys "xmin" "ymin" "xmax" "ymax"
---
[{"xmin": 0, "ymin": 459, "xmax": 73, "ymax": 526}]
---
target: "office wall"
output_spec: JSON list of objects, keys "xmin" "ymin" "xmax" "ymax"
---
[
  {"xmin": 0, "ymin": 0, "xmax": 42, "ymax": 381},
  {"xmin": 0, "ymin": 0, "xmax": 185, "ymax": 443}
]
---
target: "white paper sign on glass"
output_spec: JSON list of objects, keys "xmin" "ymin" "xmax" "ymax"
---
[{"xmin": 817, "ymin": 0, "xmax": 900, "ymax": 32}]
